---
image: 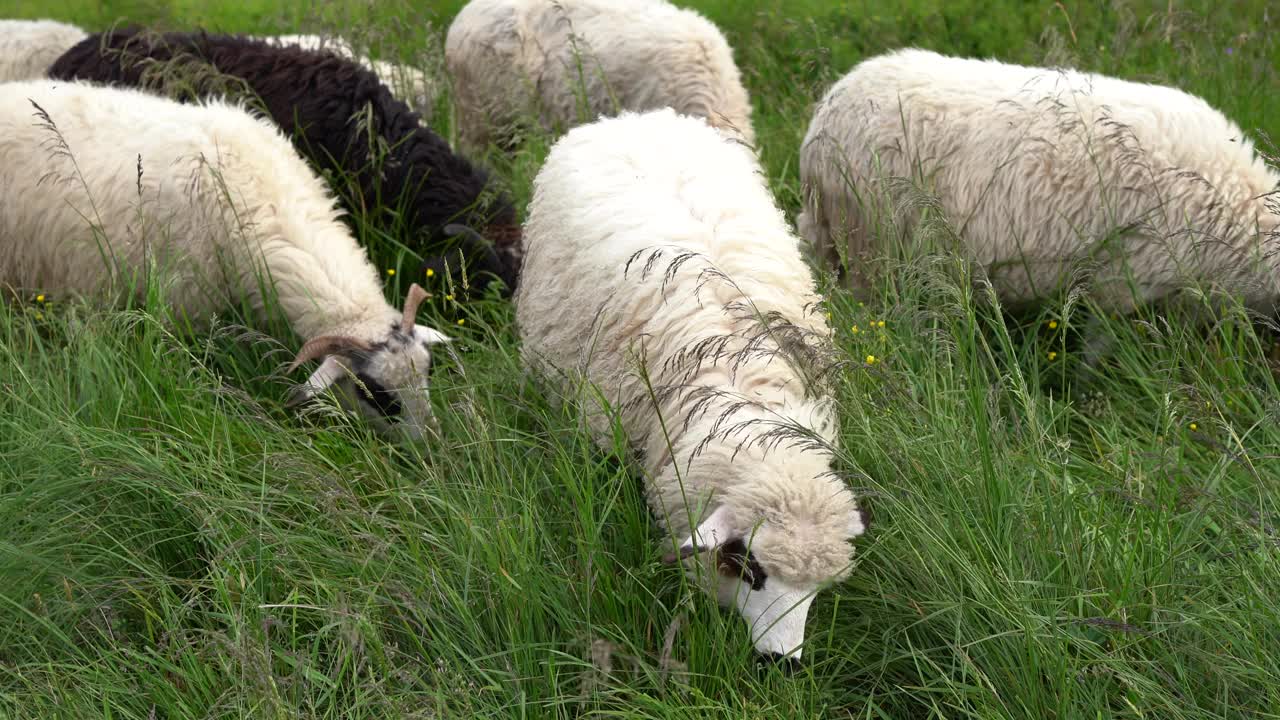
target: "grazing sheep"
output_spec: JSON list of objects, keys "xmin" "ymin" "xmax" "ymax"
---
[
  {"xmin": 799, "ymin": 48, "xmax": 1280, "ymax": 311},
  {"xmin": 516, "ymin": 109, "xmax": 866, "ymax": 663},
  {"xmin": 0, "ymin": 79, "xmax": 451, "ymax": 440},
  {"xmin": 50, "ymin": 28, "xmax": 522, "ymax": 298},
  {"xmin": 0, "ymin": 19, "xmax": 86, "ymax": 81},
  {"xmin": 262, "ymin": 33, "xmax": 437, "ymax": 113},
  {"xmin": 446, "ymin": 0, "xmax": 755, "ymax": 149}
]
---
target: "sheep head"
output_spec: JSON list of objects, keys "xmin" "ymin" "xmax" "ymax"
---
[
  {"xmin": 663, "ymin": 489, "xmax": 867, "ymax": 667},
  {"xmin": 415, "ymin": 224, "xmax": 519, "ymax": 298},
  {"xmin": 287, "ymin": 283, "xmax": 451, "ymax": 441}
]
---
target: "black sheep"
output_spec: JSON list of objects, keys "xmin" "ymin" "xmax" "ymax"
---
[{"xmin": 49, "ymin": 28, "xmax": 522, "ymax": 296}]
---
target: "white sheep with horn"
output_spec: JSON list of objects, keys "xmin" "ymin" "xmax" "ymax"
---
[
  {"xmin": 516, "ymin": 109, "xmax": 866, "ymax": 665},
  {"xmin": 0, "ymin": 79, "xmax": 450, "ymax": 439}
]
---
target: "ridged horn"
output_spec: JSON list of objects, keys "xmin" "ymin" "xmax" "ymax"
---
[
  {"xmin": 287, "ymin": 335, "xmax": 373, "ymax": 373},
  {"xmin": 401, "ymin": 283, "xmax": 431, "ymax": 333}
]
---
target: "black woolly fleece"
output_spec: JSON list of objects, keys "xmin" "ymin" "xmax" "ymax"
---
[{"xmin": 49, "ymin": 28, "xmax": 522, "ymax": 296}]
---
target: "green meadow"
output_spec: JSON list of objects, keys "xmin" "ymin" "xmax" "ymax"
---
[{"xmin": 2, "ymin": 0, "xmax": 1278, "ymax": 717}]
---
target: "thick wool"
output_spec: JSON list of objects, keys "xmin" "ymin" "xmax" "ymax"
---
[
  {"xmin": 263, "ymin": 34, "xmax": 437, "ymax": 114},
  {"xmin": 516, "ymin": 109, "xmax": 864, "ymax": 659},
  {"xmin": 49, "ymin": 28, "xmax": 521, "ymax": 297},
  {"xmin": 799, "ymin": 48, "xmax": 1280, "ymax": 310},
  {"xmin": 446, "ymin": 0, "xmax": 754, "ymax": 149},
  {"xmin": 0, "ymin": 79, "xmax": 448, "ymax": 439},
  {"xmin": 0, "ymin": 19, "xmax": 86, "ymax": 82}
]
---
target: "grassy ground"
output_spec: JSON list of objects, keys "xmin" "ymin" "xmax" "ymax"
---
[{"xmin": 3, "ymin": 0, "xmax": 1280, "ymax": 718}]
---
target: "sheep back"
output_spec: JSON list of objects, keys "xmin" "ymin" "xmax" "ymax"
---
[
  {"xmin": 446, "ymin": 0, "xmax": 754, "ymax": 149},
  {"xmin": 0, "ymin": 79, "xmax": 387, "ymax": 338}
]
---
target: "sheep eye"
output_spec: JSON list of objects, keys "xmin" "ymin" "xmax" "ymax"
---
[
  {"xmin": 353, "ymin": 372, "xmax": 403, "ymax": 418},
  {"xmin": 716, "ymin": 538, "xmax": 767, "ymax": 590}
]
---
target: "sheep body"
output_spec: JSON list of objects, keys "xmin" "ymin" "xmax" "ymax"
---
[
  {"xmin": 799, "ymin": 48, "xmax": 1280, "ymax": 309},
  {"xmin": 446, "ymin": 0, "xmax": 754, "ymax": 148},
  {"xmin": 50, "ymin": 28, "xmax": 520, "ymax": 297},
  {"xmin": 0, "ymin": 19, "xmax": 86, "ymax": 81},
  {"xmin": 0, "ymin": 79, "xmax": 448, "ymax": 438},
  {"xmin": 516, "ymin": 109, "xmax": 864, "ymax": 660}
]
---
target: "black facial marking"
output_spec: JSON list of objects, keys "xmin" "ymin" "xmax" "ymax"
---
[
  {"xmin": 716, "ymin": 538, "xmax": 767, "ymax": 590},
  {"xmin": 858, "ymin": 505, "xmax": 871, "ymax": 531},
  {"xmin": 353, "ymin": 371, "xmax": 402, "ymax": 418}
]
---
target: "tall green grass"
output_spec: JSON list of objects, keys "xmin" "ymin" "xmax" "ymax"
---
[{"xmin": 2, "ymin": 1, "xmax": 1279, "ymax": 717}]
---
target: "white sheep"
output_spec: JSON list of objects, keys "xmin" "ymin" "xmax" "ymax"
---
[
  {"xmin": 263, "ymin": 33, "xmax": 437, "ymax": 113},
  {"xmin": 799, "ymin": 48, "xmax": 1280, "ymax": 310},
  {"xmin": 0, "ymin": 19, "xmax": 86, "ymax": 82},
  {"xmin": 0, "ymin": 79, "xmax": 450, "ymax": 440},
  {"xmin": 516, "ymin": 109, "xmax": 865, "ymax": 663},
  {"xmin": 445, "ymin": 0, "xmax": 755, "ymax": 149}
]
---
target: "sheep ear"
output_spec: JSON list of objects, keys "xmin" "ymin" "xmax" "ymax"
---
[
  {"xmin": 662, "ymin": 505, "xmax": 735, "ymax": 564},
  {"xmin": 414, "ymin": 324, "xmax": 452, "ymax": 345},
  {"xmin": 285, "ymin": 355, "xmax": 349, "ymax": 407},
  {"xmin": 849, "ymin": 504, "xmax": 870, "ymax": 538},
  {"xmin": 848, "ymin": 505, "xmax": 869, "ymax": 539}
]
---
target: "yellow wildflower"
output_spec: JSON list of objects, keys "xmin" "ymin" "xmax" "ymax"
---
[
  {"xmin": 1189, "ymin": 422, "xmax": 1198, "ymax": 431},
  {"xmin": 876, "ymin": 320, "xmax": 885, "ymax": 328},
  {"xmin": 456, "ymin": 318, "xmax": 466, "ymax": 326},
  {"xmin": 1048, "ymin": 351, "xmax": 1058, "ymax": 361},
  {"xmin": 446, "ymin": 294, "xmax": 455, "ymax": 302},
  {"xmin": 426, "ymin": 268, "xmax": 435, "ymax": 278},
  {"xmin": 34, "ymin": 312, "xmax": 44, "ymax": 321},
  {"xmin": 866, "ymin": 354, "xmax": 877, "ymax": 364},
  {"xmin": 35, "ymin": 294, "xmax": 45, "ymax": 303},
  {"xmin": 386, "ymin": 268, "xmax": 396, "ymax": 276},
  {"xmin": 851, "ymin": 325, "xmax": 860, "ymax": 334},
  {"xmin": 1048, "ymin": 320, "xmax": 1058, "ymax": 329}
]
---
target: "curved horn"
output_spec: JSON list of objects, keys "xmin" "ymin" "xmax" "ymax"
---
[
  {"xmin": 287, "ymin": 335, "xmax": 373, "ymax": 373},
  {"xmin": 401, "ymin": 283, "xmax": 431, "ymax": 333}
]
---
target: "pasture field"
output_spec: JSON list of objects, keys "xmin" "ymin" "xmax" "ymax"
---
[{"xmin": 2, "ymin": 0, "xmax": 1279, "ymax": 717}]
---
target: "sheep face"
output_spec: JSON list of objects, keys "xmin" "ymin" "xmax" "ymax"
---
[
  {"xmin": 669, "ymin": 499, "xmax": 866, "ymax": 663},
  {"xmin": 288, "ymin": 284, "xmax": 451, "ymax": 442}
]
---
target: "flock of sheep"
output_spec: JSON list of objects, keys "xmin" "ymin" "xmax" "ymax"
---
[{"xmin": 1, "ymin": 0, "xmax": 1276, "ymax": 667}]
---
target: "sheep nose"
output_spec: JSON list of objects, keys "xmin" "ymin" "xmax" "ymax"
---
[{"xmin": 755, "ymin": 651, "xmax": 801, "ymax": 674}]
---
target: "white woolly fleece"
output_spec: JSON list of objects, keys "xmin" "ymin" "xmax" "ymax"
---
[
  {"xmin": 799, "ymin": 48, "xmax": 1280, "ymax": 310},
  {"xmin": 0, "ymin": 19, "xmax": 87, "ymax": 82},
  {"xmin": 446, "ymin": 0, "xmax": 754, "ymax": 149},
  {"xmin": 516, "ymin": 109, "xmax": 865, "ymax": 655}
]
